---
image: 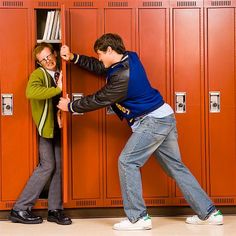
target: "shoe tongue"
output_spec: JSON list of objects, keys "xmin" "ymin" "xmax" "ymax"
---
[{"xmin": 214, "ymin": 210, "xmax": 222, "ymax": 216}]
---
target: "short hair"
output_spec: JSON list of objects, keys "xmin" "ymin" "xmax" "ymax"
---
[
  {"xmin": 94, "ymin": 33, "xmax": 126, "ymax": 54},
  {"xmin": 33, "ymin": 42, "xmax": 54, "ymax": 61}
]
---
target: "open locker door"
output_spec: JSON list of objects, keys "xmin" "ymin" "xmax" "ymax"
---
[{"xmin": 60, "ymin": 4, "xmax": 69, "ymax": 203}]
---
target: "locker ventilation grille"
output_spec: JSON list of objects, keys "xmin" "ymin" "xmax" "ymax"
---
[
  {"xmin": 108, "ymin": 1, "xmax": 128, "ymax": 7},
  {"xmin": 111, "ymin": 199, "xmax": 123, "ymax": 205},
  {"xmin": 40, "ymin": 202, "xmax": 48, "ymax": 207},
  {"xmin": 211, "ymin": 1, "xmax": 231, "ymax": 6},
  {"xmin": 5, "ymin": 202, "xmax": 14, "ymax": 208},
  {"xmin": 177, "ymin": 1, "xmax": 196, "ymax": 6},
  {"xmin": 38, "ymin": 1, "xmax": 59, "ymax": 7},
  {"xmin": 145, "ymin": 199, "xmax": 166, "ymax": 205},
  {"xmin": 3, "ymin": 1, "xmax": 23, "ymax": 6},
  {"xmin": 143, "ymin": 1, "xmax": 163, "ymax": 7},
  {"xmin": 178, "ymin": 199, "xmax": 187, "ymax": 204},
  {"xmin": 76, "ymin": 200, "xmax": 97, "ymax": 206},
  {"xmin": 213, "ymin": 198, "xmax": 234, "ymax": 204},
  {"xmin": 74, "ymin": 2, "xmax": 94, "ymax": 7}
]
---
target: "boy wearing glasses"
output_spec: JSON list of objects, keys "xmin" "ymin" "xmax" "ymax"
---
[{"xmin": 9, "ymin": 42, "xmax": 72, "ymax": 225}]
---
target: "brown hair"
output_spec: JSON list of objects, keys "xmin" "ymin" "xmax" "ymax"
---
[
  {"xmin": 33, "ymin": 42, "xmax": 54, "ymax": 61},
  {"xmin": 94, "ymin": 33, "xmax": 126, "ymax": 54}
]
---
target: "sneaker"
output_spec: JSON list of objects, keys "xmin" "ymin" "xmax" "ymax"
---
[
  {"xmin": 113, "ymin": 215, "xmax": 152, "ymax": 231},
  {"xmin": 186, "ymin": 210, "xmax": 223, "ymax": 225}
]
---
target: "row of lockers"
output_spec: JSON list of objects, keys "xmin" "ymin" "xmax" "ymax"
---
[{"xmin": 0, "ymin": 0, "xmax": 236, "ymax": 210}]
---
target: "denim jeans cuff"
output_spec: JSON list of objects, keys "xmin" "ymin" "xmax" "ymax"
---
[{"xmin": 203, "ymin": 205, "xmax": 217, "ymax": 220}]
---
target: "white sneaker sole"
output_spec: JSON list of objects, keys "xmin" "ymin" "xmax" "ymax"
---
[
  {"xmin": 113, "ymin": 225, "xmax": 152, "ymax": 231},
  {"xmin": 186, "ymin": 220, "xmax": 223, "ymax": 225}
]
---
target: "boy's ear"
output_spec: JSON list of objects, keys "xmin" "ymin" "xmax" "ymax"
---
[{"xmin": 107, "ymin": 46, "xmax": 112, "ymax": 54}]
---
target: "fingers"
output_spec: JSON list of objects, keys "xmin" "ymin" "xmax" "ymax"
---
[
  {"xmin": 57, "ymin": 96, "xmax": 70, "ymax": 112},
  {"xmin": 60, "ymin": 45, "xmax": 70, "ymax": 61},
  {"xmin": 57, "ymin": 110, "xmax": 63, "ymax": 128},
  {"xmin": 59, "ymin": 70, "xmax": 63, "ymax": 79}
]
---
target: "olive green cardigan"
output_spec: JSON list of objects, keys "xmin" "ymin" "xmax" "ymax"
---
[{"xmin": 26, "ymin": 67, "xmax": 61, "ymax": 138}]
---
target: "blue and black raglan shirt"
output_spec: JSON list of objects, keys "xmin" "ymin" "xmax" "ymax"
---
[{"xmin": 68, "ymin": 51, "xmax": 164, "ymax": 126}]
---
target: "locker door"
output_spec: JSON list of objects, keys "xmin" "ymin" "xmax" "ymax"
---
[
  {"xmin": 206, "ymin": 8, "xmax": 236, "ymax": 201},
  {"xmin": 138, "ymin": 8, "xmax": 171, "ymax": 203},
  {"xmin": 104, "ymin": 7, "xmax": 133, "ymax": 204},
  {"xmin": 171, "ymin": 8, "xmax": 205, "ymax": 201},
  {"xmin": 0, "ymin": 8, "xmax": 31, "ymax": 208},
  {"xmin": 69, "ymin": 8, "xmax": 103, "ymax": 207},
  {"xmin": 60, "ymin": 4, "xmax": 69, "ymax": 203}
]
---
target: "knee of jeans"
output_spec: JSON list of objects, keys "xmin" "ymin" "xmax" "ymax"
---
[{"xmin": 118, "ymin": 155, "xmax": 129, "ymax": 169}]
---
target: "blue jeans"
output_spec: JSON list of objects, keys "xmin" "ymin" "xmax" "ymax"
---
[{"xmin": 118, "ymin": 114, "xmax": 215, "ymax": 223}]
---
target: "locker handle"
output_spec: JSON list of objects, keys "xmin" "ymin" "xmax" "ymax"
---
[
  {"xmin": 209, "ymin": 91, "xmax": 220, "ymax": 113},
  {"xmin": 175, "ymin": 92, "xmax": 186, "ymax": 113},
  {"xmin": 1, "ymin": 94, "xmax": 13, "ymax": 116},
  {"xmin": 72, "ymin": 93, "xmax": 84, "ymax": 115}
]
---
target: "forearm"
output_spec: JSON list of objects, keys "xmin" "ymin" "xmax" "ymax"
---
[
  {"xmin": 71, "ymin": 54, "xmax": 107, "ymax": 76},
  {"xmin": 26, "ymin": 85, "xmax": 61, "ymax": 100}
]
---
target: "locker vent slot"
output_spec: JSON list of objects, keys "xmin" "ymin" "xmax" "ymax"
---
[
  {"xmin": 145, "ymin": 199, "xmax": 166, "ymax": 205},
  {"xmin": 74, "ymin": 1, "xmax": 94, "ymax": 7},
  {"xmin": 38, "ymin": 1, "xmax": 59, "ymax": 7},
  {"xmin": 143, "ymin": 1, "xmax": 163, "ymax": 7},
  {"xmin": 5, "ymin": 202, "xmax": 14, "ymax": 208},
  {"xmin": 108, "ymin": 1, "xmax": 128, "ymax": 7},
  {"xmin": 211, "ymin": 1, "xmax": 231, "ymax": 6},
  {"xmin": 76, "ymin": 200, "xmax": 97, "ymax": 206},
  {"xmin": 111, "ymin": 199, "xmax": 123, "ymax": 205},
  {"xmin": 178, "ymin": 199, "xmax": 187, "ymax": 204},
  {"xmin": 3, "ymin": 1, "xmax": 23, "ymax": 6},
  {"xmin": 40, "ymin": 202, "xmax": 48, "ymax": 207},
  {"xmin": 177, "ymin": 1, "xmax": 196, "ymax": 6},
  {"xmin": 213, "ymin": 198, "xmax": 234, "ymax": 204}
]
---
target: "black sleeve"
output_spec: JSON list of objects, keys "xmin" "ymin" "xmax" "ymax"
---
[
  {"xmin": 72, "ymin": 54, "xmax": 107, "ymax": 76},
  {"xmin": 69, "ymin": 69, "xmax": 129, "ymax": 113}
]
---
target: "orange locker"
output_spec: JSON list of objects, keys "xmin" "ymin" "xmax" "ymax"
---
[
  {"xmin": 68, "ymin": 6, "xmax": 104, "ymax": 207},
  {"xmin": 0, "ymin": 6, "xmax": 34, "ymax": 209},
  {"xmin": 138, "ymin": 6, "xmax": 171, "ymax": 204},
  {"xmin": 206, "ymin": 6, "xmax": 236, "ymax": 203},
  {"xmin": 170, "ymin": 3, "xmax": 206, "ymax": 203},
  {"xmin": 104, "ymin": 6, "xmax": 134, "ymax": 205},
  {"xmin": 1, "ymin": 0, "xmax": 236, "ymax": 211}
]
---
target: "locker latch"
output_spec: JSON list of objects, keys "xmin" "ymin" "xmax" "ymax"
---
[
  {"xmin": 209, "ymin": 91, "xmax": 220, "ymax": 113},
  {"xmin": 175, "ymin": 92, "xmax": 186, "ymax": 113},
  {"xmin": 72, "ymin": 93, "xmax": 84, "ymax": 115},
  {"xmin": 1, "ymin": 94, "xmax": 13, "ymax": 116}
]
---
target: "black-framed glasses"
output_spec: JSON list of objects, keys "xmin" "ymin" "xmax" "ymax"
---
[{"xmin": 38, "ymin": 53, "xmax": 53, "ymax": 64}]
